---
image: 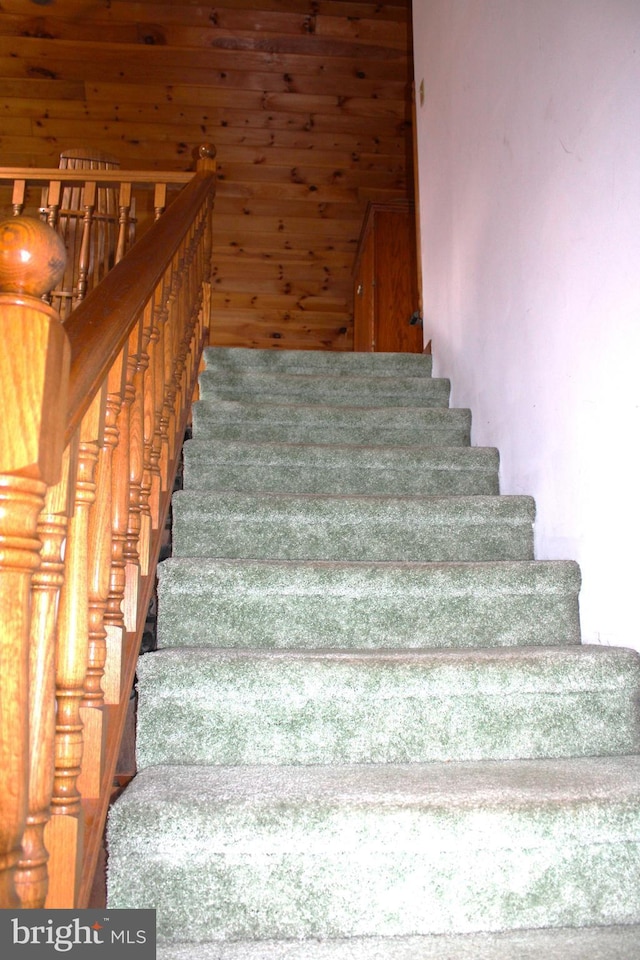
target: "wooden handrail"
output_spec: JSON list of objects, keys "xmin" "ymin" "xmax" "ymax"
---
[
  {"xmin": 0, "ymin": 143, "xmax": 216, "ymax": 910},
  {"xmin": 0, "ymin": 169, "xmax": 194, "ymax": 186},
  {"xmin": 65, "ymin": 171, "xmax": 214, "ymax": 443}
]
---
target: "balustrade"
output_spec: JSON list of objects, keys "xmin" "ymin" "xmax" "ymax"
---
[
  {"xmin": 0, "ymin": 144, "xmax": 216, "ymax": 909},
  {"xmin": 0, "ymin": 160, "xmax": 193, "ymax": 320}
]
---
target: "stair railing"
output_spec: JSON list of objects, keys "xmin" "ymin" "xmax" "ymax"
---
[
  {"xmin": 0, "ymin": 144, "xmax": 216, "ymax": 910},
  {"xmin": 0, "ymin": 161, "xmax": 194, "ymax": 320}
]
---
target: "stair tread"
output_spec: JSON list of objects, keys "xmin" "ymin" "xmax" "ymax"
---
[
  {"xmin": 194, "ymin": 399, "xmax": 465, "ymax": 420},
  {"xmin": 155, "ymin": 926, "xmax": 640, "ymax": 960},
  {"xmin": 140, "ymin": 643, "xmax": 640, "ymax": 691},
  {"xmin": 111, "ymin": 755, "xmax": 640, "ymax": 832},
  {"xmin": 108, "ymin": 758, "xmax": 640, "ymax": 938},
  {"xmin": 173, "ymin": 489, "xmax": 535, "ymax": 512}
]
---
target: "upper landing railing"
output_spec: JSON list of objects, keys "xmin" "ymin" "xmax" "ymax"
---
[
  {"xmin": 0, "ymin": 154, "xmax": 195, "ymax": 321},
  {"xmin": 0, "ymin": 144, "xmax": 217, "ymax": 909}
]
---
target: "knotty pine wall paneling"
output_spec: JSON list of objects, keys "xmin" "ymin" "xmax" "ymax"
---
[{"xmin": 0, "ymin": 0, "xmax": 414, "ymax": 351}]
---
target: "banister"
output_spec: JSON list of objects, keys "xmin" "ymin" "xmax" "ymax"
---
[
  {"xmin": 0, "ymin": 143, "xmax": 216, "ymax": 910},
  {"xmin": 64, "ymin": 170, "xmax": 215, "ymax": 444}
]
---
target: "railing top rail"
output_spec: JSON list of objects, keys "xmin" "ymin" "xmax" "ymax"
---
[
  {"xmin": 63, "ymin": 166, "xmax": 215, "ymax": 444},
  {"xmin": 0, "ymin": 168, "xmax": 194, "ymax": 186}
]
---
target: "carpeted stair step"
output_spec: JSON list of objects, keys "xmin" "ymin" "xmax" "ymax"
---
[
  {"xmin": 107, "ymin": 756, "xmax": 640, "ymax": 941},
  {"xmin": 155, "ymin": 925, "xmax": 640, "ymax": 960},
  {"xmin": 107, "ymin": 345, "xmax": 640, "ymax": 951},
  {"xmin": 198, "ymin": 369, "xmax": 451, "ymax": 408},
  {"xmin": 191, "ymin": 400, "xmax": 471, "ymax": 447},
  {"xmin": 156, "ymin": 558, "xmax": 581, "ymax": 650},
  {"xmin": 171, "ymin": 491, "xmax": 535, "ymax": 563},
  {"xmin": 134, "ymin": 645, "xmax": 640, "ymax": 768},
  {"xmin": 202, "ymin": 345, "xmax": 433, "ymax": 378},
  {"xmin": 183, "ymin": 440, "xmax": 500, "ymax": 496}
]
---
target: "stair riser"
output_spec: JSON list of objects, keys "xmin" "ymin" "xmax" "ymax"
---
[
  {"xmin": 138, "ymin": 683, "xmax": 638, "ymax": 769},
  {"xmin": 185, "ymin": 463, "xmax": 500, "ymax": 496},
  {"xmin": 157, "ymin": 559, "xmax": 581, "ymax": 651},
  {"xmin": 198, "ymin": 372, "xmax": 451, "ymax": 408},
  {"xmin": 172, "ymin": 494, "xmax": 535, "ymax": 563},
  {"xmin": 192, "ymin": 402, "xmax": 471, "ymax": 447},
  {"xmin": 136, "ymin": 674, "xmax": 639, "ymax": 768},
  {"xmin": 183, "ymin": 442, "xmax": 499, "ymax": 496},
  {"xmin": 184, "ymin": 441, "xmax": 499, "ymax": 496},
  {"xmin": 203, "ymin": 346, "xmax": 434, "ymax": 377},
  {"xmin": 108, "ymin": 805, "xmax": 640, "ymax": 940}
]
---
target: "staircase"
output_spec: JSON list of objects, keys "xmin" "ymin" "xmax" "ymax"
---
[{"xmin": 106, "ymin": 347, "xmax": 640, "ymax": 958}]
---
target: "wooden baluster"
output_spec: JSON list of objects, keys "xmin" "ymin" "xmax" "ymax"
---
[
  {"xmin": 42, "ymin": 181, "xmax": 63, "ymax": 312},
  {"xmin": 115, "ymin": 182, "xmax": 133, "ymax": 264},
  {"xmin": 138, "ymin": 302, "xmax": 155, "ymax": 573},
  {"xmin": 159, "ymin": 264, "xmax": 176, "ymax": 484},
  {"xmin": 44, "ymin": 180, "xmax": 62, "ymax": 232},
  {"xmin": 165, "ymin": 253, "xmax": 184, "ymax": 461},
  {"xmin": 154, "ymin": 182, "xmax": 168, "ymax": 222},
  {"xmin": 75, "ymin": 180, "xmax": 96, "ymax": 305},
  {"xmin": 84, "ymin": 356, "xmax": 125, "ymax": 704},
  {"xmin": 15, "ymin": 449, "xmax": 71, "ymax": 908},
  {"xmin": 124, "ymin": 321, "xmax": 144, "ymax": 626},
  {"xmin": 182, "ymin": 230, "xmax": 199, "ymax": 409},
  {"xmin": 0, "ymin": 216, "xmax": 69, "ymax": 908},
  {"xmin": 12, "ymin": 180, "xmax": 26, "ymax": 217},
  {"xmin": 169, "ymin": 253, "xmax": 185, "ymax": 445},
  {"xmin": 178, "ymin": 226, "xmax": 200, "ymax": 422},
  {"xmin": 107, "ymin": 340, "xmax": 137, "ymax": 636},
  {"xmin": 100, "ymin": 356, "xmax": 128, "ymax": 708},
  {"xmin": 77, "ymin": 361, "xmax": 124, "ymax": 797},
  {"xmin": 46, "ymin": 390, "xmax": 104, "ymax": 907},
  {"xmin": 0, "ymin": 475, "xmax": 47, "ymax": 909},
  {"xmin": 146, "ymin": 289, "xmax": 163, "ymax": 530}
]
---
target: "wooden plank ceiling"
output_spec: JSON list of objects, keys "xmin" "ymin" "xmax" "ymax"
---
[{"xmin": 0, "ymin": 0, "xmax": 413, "ymax": 350}]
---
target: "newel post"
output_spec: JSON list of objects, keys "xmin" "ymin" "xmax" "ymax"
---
[{"xmin": 0, "ymin": 217, "xmax": 69, "ymax": 907}]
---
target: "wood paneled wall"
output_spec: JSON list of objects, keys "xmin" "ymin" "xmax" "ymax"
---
[{"xmin": 0, "ymin": 0, "xmax": 413, "ymax": 350}]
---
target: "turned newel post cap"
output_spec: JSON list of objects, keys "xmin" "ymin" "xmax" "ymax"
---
[
  {"xmin": 198, "ymin": 143, "xmax": 217, "ymax": 160},
  {"xmin": 0, "ymin": 216, "xmax": 66, "ymax": 298},
  {"xmin": 196, "ymin": 143, "xmax": 217, "ymax": 171}
]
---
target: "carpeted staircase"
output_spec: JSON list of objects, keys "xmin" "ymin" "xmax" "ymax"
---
[{"xmin": 107, "ymin": 346, "xmax": 640, "ymax": 958}]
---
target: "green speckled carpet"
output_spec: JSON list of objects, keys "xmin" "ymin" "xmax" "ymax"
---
[{"xmin": 107, "ymin": 347, "xmax": 640, "ymax": 958}]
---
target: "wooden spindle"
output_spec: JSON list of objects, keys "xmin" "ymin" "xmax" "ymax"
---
[
  {"xmin": 115, "ymin": 182, "xmax": 133, "ymax": 264},
  {"xmin": 12, "ymin": 180, "xmax": 26, "ymax": 217},
  {"xmin": 0, "ymin": 216, "xmax": 69, "ymax": 909},
  {"xmin": 51, "ymin": 389, "xmax": 104, "ymax": 804},
  {"xmin": 154, "ymin": 182, "xmax": 167, "ymax": 221},
  {"xmin": 124, "ymin": 322, "xmax": 144, "ymax": 629},
  {"xmin": 46, "ymin": 391, "xmax": 103, "ymax": 907},
  {"xmin": 101, "ymin": 358, "xmax": 127, "ymax": 707},
  {"xmin": 15, "ymin": 450, "xmax": 71, "ymax": 909},
  {"xmin": 107, "ymin": 341, "xmax": 137, "ymax": 635},
  {"xmin": 44, "ymin": 179, "xmax": 62, "ymax": 231},
  {"xmin": 75, "ymin": 181, "xmax": 96, "ymax": 304}
]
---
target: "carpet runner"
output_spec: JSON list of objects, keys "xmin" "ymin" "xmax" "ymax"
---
[{"xmin": 107, "ymin": 347, "xmax": 640, "ymax": 957}]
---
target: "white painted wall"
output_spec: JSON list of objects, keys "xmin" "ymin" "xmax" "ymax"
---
[{"xmin": 413, "ymin": 0, "xmax": 640, "ymax": 649}]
